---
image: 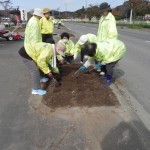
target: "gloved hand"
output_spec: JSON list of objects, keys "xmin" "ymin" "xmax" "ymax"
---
[
  {"xmin": 79, "ymin": 66, "xmax": 86, "ymax": 71},
  {"xmin": 59, "ymin": 60, "xmax": 65, "ymax": 65},
  {"xmin": 95, "ymin": 63, "xmax": 102, "ymax": 69},
  {"xmin": 74, "ymin": 55, "xmax": 78, "ymax": 60},
  {"xmin": 47, "ymin": 72, "xmax": 53, "ymax": 78}
]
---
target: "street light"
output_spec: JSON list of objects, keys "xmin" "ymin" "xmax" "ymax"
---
[{"xmin": 85, "ymin": 0, "xmax": 88, "ymax": 10}]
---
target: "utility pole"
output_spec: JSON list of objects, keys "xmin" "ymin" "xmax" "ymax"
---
[
  {"xmin": 17, "ymin": 5, "xmax": 20, "ymax": 10},
  {"xmin": 85, "ymin": 0, "xmax": 88, "ymax": 19},
  {"xmin": 85, "ymin": 0, "xmax": 87, "ymax": 10},
  {"xmin": 56, "ymin": 7, "xmax": 60, "ymax": 18},
  {"xmin": 65, "ymin": 3, "xmax": 68, "ymax": 18},
  {"xmin": 130, "ymin": 2, "xmax": 133, "ymax": 24},
  {"xmin": 130, "ymin": 8, "xmax": 133, "ymax": 24}
]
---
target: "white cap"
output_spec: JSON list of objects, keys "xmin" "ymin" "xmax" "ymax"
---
[
  {"xmin": 33, "ymin": 8, "xmax": 43, "ymax": 17},
  {"xmin": 78, "ymin": 35, "xmax": 88, "ymax": 45}
]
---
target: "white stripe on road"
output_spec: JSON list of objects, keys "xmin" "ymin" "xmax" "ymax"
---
[
  {"xmin": 90, "ymin": 27, "xmax": 97, "ymax": 30},
  {"xmin": 145, "ymin": 41, "xmax": 150, "ymax": 43}
]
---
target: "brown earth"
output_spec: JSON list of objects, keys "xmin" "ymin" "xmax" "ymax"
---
[{"xmin": 42, "ymin": 64, "xmax": 119, "ymax": 109}]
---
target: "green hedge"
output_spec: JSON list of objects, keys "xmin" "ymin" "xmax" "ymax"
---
[
  {"xmin": 117, "ymin": 23, "xmax": 150, "ymax": 29},
  {"xmin": 71, "ymin": 21, "xmax": 150, "ymax": 29}
]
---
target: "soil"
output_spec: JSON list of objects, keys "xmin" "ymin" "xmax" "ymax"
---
[{"xmin": 43, "ymin": 64, "xmax": 119, "ymax": 109}]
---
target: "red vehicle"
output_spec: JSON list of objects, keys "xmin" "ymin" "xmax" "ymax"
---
[{"xmin": 0, "ymin": 24, "xmax": 24, "ymax": 41}]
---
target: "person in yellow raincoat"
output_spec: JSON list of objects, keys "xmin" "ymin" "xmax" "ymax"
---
[
  {"xmin": 79, "ymin": 39, "xmax": 126, "ymax": 86},
  {"xmin": 40, "ymin": 8, "xmax": 54, "ymax": 42},
  {"xmin": 97, "ymin": 3, "xmax": 118, "ymax": 42},
  {"xmin": 19, "ymin": 39, "xmax": 63, "ymax": 96},
  {"xmin": 24, "ymin": 8, "xmax": 43, "ymax": 52},
  {"xmin": 74, "ymin": 33, "xmax": 97, "ymax": 63},
  {"xmin": 56, "ymin": 32, "xmax": 75, "ymax": 64}
]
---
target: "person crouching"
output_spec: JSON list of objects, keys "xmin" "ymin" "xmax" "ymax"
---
[{"xmin": 79, "ymin": 39, "xmax": 126, "ymax": 86}]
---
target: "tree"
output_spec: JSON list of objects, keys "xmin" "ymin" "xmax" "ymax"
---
[
  {"xmin": 86, "ymin": 4, "xmax": 100, "ymax": 19},
  {"xmin": 127, "ymin": 0, "xmax": 149, "ymax": 16},
  {"xmin": 0, "ymin": 0, "xmax": 13, "ymax": 10}
]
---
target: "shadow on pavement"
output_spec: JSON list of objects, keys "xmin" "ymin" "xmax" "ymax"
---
[
  {"xmin": 114, "ymin": 68, "xmax": 125, "ymax": 80},
  {"xmin": 101, "ymin": 121, "xmax": 150, "ymax": 150}
]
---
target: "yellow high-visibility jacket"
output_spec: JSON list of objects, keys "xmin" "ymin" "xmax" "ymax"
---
[
  {"xmin": 40, "ymin": 16, "xmax": 54, "ymax": 34},
  {"xmin": 24, "ymin": 16, "xmax": 42, "ymax": 55},
  {"xmin": 97, "ymin": 12, "xmax": 118, "ymax": 41},
  {"xmin": 74, "ymin": 34, "xmax": 97, "ymax": 57},
  {"xmin": 84, "ymin": 39, "xmax": 126, "ymax": 68},
  {"xmin": 26, "ymin": 42, "xmax": 55, "ymax": 74}
]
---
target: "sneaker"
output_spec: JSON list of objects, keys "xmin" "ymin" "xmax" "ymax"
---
[
  {"xmin": 103, "ymin": 79, "xmax": 112, "ymax": 87},
  {"xmin": 80, "ymin": 61, "xmax": 83, "ymax": 64},
  {"xmin": 40, "ymin": 77, "xmax": 49, "ymax": 83},
  {"xmin": 94, "ymin": 66, "xmax": 101, "ymax": 72},
  {"xmin": 32, "ymin": 89, "xmax": 47, "ymax": 96},
  {"xmin": 96, "ymin": 69, "xmax": 101, "ymax": 72},
  {"xmin": 103, "ymin": 75, "xmax": 113, "ymax": 87},
  {"xmin": 99, "ymin": 71, "xmax": 105, "ymax": 76}
]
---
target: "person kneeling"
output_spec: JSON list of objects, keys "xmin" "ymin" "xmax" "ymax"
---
[
  {"xmin": 79, "ymin": 40, "xmax": 126, "ymax": 86},
  {"xmin": 56, "ymin": 32, "xmax": 75, "ymax": 65}
]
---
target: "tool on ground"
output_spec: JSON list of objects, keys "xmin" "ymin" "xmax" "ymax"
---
[
  {"xmin": 52, "ymin": 77, "xmax": 61, "ymax": 87},
  {"xmin": 85, "ymin": 68, "xmax": 95, "ymax": 74},
  {"xmin": 73, "ymin": 69, "xmax": 86, "ymax": 78}
]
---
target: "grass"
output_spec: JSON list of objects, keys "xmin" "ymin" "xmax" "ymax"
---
[
  {"xmin": 68, "ymin": 20, "xmax": 150, "ymax": 29},
  {"xmin": 117, "ymin": 23, "xmax": 150, "ymax": 29}
]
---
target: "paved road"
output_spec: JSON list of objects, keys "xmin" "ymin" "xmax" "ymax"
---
[
  {"xmin": 64, "ymin": 22, "xmax": 150, "ymax": 128},
  {"xmin": 0, "ymin": 27, "xmax": 150, "ymax": 150}
]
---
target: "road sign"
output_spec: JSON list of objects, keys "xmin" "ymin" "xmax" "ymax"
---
[{"xmin": 20, "ymin": 9, "xmax": 28, "ymax": 21}]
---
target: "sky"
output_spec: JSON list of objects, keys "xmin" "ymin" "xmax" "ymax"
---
[{"xmin": 1, "ymin": 0, "xmax": 125, "ymax": 12}]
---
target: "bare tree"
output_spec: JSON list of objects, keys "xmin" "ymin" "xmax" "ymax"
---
[{"xmin": 0, "ymin": 0, "xmax": 13, "ymax": 10}]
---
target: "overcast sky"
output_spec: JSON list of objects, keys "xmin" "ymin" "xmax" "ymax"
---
[{"xmin": 1, "ymin": 0, "xmax": 125, "ymax": 11}]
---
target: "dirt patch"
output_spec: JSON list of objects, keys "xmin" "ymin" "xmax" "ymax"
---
[{"xmin": 43, "ymin": 64, "xmax": 119, "ymax": 109}]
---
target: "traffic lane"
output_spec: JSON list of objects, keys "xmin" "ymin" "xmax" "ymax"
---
[
  {"xmin": 0, "ymin": 41, "xmax": 30, "ymax": 148},
  {"xmin": 64, "ymin": 22, "xmax": 97, "ymax": 36},
  {"xmin": 64, "ymin": 22, "xmax": 150, "ymax": 42},
  {"xmin": 0, "ymin": 40, "xmax": 27, "ymax": 113},
  {"xmin": 0, "ymin": 38, "xmax": 23, "ymax": 48}
]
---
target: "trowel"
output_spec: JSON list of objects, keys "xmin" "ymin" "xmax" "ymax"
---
[{"xmin": 52, "ymin": 77, "xmax": 61, "ymax": 87}]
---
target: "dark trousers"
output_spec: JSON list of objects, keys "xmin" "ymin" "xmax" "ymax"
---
[
  {"xmin": 64, "ymin": 55, "xmax": 74, "ymax": 64},
  {"xmin": 80, "ymin": 49, "xmax": 84, "ymax": 62},
  {"xmin": 101, "ymin": 61, "xmax": 118, "ymax": 76},
  {"xmin": 42, "ymin": 34, "xmax": 53, "ymax": 42}
]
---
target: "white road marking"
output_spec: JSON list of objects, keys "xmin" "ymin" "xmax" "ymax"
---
[
  {"xmin": 90, "ymin": 27, "xmax": 96, "ymax": 30},
  {"xmin": 145, "ymin": 41, "xmax": 150, "ymax": 43}
]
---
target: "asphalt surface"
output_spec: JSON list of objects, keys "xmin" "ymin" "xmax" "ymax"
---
[
  {"xmin": 64, "ymin": 22, "xmax": 150, "ymax": 129},
  {"xmin": 0, "ymin": 25, "xmax": 150, "ymax": 150}
]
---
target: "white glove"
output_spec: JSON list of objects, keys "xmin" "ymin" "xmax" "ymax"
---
[
  {"xmin": 101, "ymin": 62, "xmax": 106, "ymax": 65},
  {"xmin": 74, "ymin": 55, "xmax": 78, "ymax": 60}
]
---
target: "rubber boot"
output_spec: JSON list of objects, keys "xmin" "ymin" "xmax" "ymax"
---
[{"xmin": 103, "ymin": 75, "xmax": 112, "ymax": 87}]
